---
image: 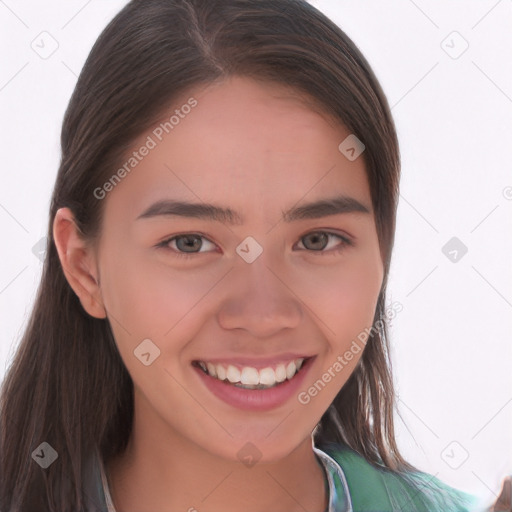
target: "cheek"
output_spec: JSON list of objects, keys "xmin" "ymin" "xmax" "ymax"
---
[
  {"xmin": 99, "ymin": 246, "xmax": 223, "ymax": 350},
  {"xmin": 294, "ymin": 251, "xmax": 383, "ymax": 341},
  {"xmin": 294, "ymin": 254, "xmax": 382, "ymax": 410}
]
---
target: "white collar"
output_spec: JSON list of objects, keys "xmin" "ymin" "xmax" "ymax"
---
[{"xmin": 313, "ymin": 445, "xmax": 353, "ymax": 512}]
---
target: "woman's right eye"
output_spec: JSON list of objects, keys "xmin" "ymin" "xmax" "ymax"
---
[{"xmin": 156, "ymin": 234, "xmax": 218, "ymax": 259}]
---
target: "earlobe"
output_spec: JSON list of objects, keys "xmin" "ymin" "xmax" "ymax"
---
[{"xmin": 52, "ymin": 207, "xmax": 107, "ymax": 319}]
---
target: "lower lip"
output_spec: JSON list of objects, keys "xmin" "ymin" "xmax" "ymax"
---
[{"xmin": 192, "ymin": 357, "xmax": 315, "ymax": 412}]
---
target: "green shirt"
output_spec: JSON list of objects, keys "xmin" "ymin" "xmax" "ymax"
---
[
  {"xmin": 319, "ymin": 442, "xmax": 480, "ymax": 511},
  {"xmin": 86, "ymin": 443, "xmax": 481, "ymax": 511}
]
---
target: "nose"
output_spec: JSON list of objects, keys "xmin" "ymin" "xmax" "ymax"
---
[{"xmin": 216, "ymin": 257, "xmax": 302, "ymax": 338}]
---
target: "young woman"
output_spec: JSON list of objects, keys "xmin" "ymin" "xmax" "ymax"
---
[{"xmin": 0, "ymin": 0, "xmax": 494, "ymax": 510}]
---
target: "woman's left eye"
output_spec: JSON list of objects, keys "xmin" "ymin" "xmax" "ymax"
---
[
  {"xmin": 295, "ymin": 231, "xmax": 353, "ymax": 254},
  {"xmin": 156, "ymin": 231, "xmax": 352, "ymax": 258}
]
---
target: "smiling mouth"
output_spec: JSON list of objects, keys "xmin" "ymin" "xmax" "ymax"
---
[{"xmin": 192, "ymin": 357, "xmax": 312, "ymax": 390}]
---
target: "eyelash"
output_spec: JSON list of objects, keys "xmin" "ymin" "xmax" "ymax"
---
[{"xmin": 156, "ymin": 231, "xmax": 353, "ymax": 260}]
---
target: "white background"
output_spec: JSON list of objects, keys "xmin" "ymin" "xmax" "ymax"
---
[{"xmin": 1, "ymin": 0, "xmax": 511, "ymax": 506}]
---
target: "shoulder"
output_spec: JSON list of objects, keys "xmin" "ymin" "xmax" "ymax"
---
[{"xmin": 319, "ymin": 442, "xmax": 480, "ymax": 512}]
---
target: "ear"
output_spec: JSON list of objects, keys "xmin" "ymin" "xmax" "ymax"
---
[{"xmin": 53, "ymin": 207, "xmax": 107, "ymax": 319}]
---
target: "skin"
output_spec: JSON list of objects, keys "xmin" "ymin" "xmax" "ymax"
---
[
  {"xmin": 491, "ymin": 476, "xmax": 512, "ymax": 511},
  {"xmin": 53, "ymin": 76, "xmax": 384, "ymax": 512}
]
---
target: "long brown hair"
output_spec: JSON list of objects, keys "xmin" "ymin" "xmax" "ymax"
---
[{"xmin": 0, "ymin": 1, "xmax": 406, "ymax": 510}]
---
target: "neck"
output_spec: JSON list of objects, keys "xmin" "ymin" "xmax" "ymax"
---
[{"xmin": 106, "ymin": 395, "xmax": 328, "ymax": 512}]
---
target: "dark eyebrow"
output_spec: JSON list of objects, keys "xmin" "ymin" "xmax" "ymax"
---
[{"xmin": 136, "ymin": 195, "xmax": 370, "ymax": 224}]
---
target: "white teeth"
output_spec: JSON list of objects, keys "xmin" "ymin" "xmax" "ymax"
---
[
  {"xmin": 196, "ymin": 358, "xmax": 306, "ymax": 388},
  {"xmin": 275, "ymin": 364, "xmax": 287, "ymax": 383},
  {"xmin": 206, "ymin": 362, "xmax": 217, "ymax": 378},
  {"xmin": 286, "ymin": 361, "xmax": 296, "ymax": 379},
  {"xmin": 258, "ymin": 367, "xmax": 276, "ymax": 386},
  {"xmin": 216, "ymin": 364, "xmax": 227, "ymax": 381},
  {"xmin": 226, "ymin": 365, "xmax": 241, "ymax": 383},
  {"xmin": 240, "ymin": 367, "xmax": 260, "ymax": 385}
]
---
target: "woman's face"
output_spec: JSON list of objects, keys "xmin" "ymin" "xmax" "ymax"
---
[{"xmin": 93, "ymin": 75, "xmax": 383, "ymax": 462}]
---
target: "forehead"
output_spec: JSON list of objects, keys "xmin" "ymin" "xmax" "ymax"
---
[{"xmin": 101, "ymin": 75, "xmax": 371, "ymax": 225}]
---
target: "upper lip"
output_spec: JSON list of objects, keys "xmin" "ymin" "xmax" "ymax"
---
[{"xmin": 193, "ymin": 354, "xmax": 314, "ymax": 369}]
